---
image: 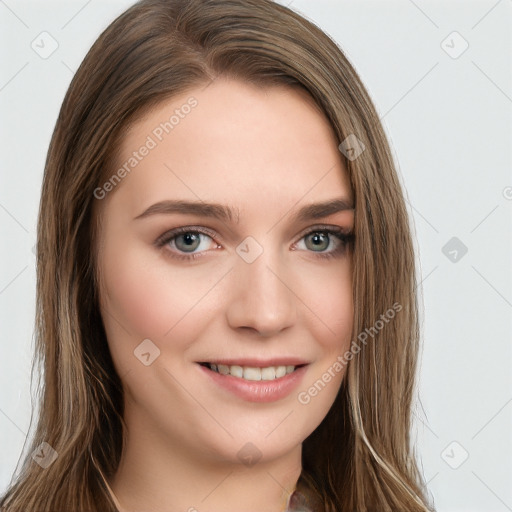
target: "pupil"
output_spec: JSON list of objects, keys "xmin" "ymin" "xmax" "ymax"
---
[
  {"xmin": 310, "ymin": 232, "xmax": 327, "ymax": 250},
  {"xmin": 184, "ymin": 233, "xmax": 196, "ymax": 245},
  {"xmin": 178, "ymin": 233, "xmax": 199, "ymax": 251}
]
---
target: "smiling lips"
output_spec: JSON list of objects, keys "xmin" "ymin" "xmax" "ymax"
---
[
  {"xmin": 202, "ymin": 362, "xmax": 299, "ymax": 381},
  {"xmin": 199, "ymin": 358, "xmax": 308, "ymax": 381},
  {"xmin": 198, "ymin": 359, "xmax": 309, "ymax": 402}
]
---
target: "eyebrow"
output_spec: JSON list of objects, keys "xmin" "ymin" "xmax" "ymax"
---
[{"xmin": 133, "ymin": 198, "xmax": 354, "ymax": 224}]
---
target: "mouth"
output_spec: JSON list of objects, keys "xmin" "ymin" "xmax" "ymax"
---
[
  {"xmin": 198, "ymin": 362, "xmax": 308, "ymax": 381},
  {"xmin": 197, "ymin": 359, "xmax": 309, "ymax": 402}
]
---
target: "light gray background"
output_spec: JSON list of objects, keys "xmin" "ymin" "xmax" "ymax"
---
[{"xmin": 1, "ymin": 1, "xmax": 511, "ymax": 510}]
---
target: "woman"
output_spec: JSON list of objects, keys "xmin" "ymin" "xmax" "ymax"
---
[{"xmin": 0, "ymin": 0, "xmax": 435, "ymax": 510}]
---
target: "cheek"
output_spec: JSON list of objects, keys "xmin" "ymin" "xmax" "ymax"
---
[
  {"xmin": 98, "ymin": 240, "xmax": 217, "ymax": 365},
  {"xmin": 303, "ymin": 263, "xmax": 354, "ymax": 351},
  {"xmin": 295, "ymin": 264, "xmax": 353, "ymax": 414},
  {"xmin": 101, "ymin": 256, "xmax": 174, "ymax": 339}
]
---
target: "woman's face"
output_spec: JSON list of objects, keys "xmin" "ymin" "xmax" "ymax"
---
[{"xmin": 96, "ymin": 77, "xmax": 354, "ymax": 466}]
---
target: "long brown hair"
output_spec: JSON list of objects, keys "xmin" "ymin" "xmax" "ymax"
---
[{"xmin": 1, "ymin": 0, "xmax": 435, "ymax": 510}]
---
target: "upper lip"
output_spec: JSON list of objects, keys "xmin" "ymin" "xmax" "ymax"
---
[{"xmin": 198, "ymin": 358, "xmax": 309, "ymax": 367}]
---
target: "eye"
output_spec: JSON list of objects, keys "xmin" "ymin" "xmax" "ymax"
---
[
  {"xmin": 155, "ymin": 226, "xmax": 219, "ymax": 261},
  {"xmin": 294, "ymin": 226, "xmax": 354, "ymax": 260},
  {"xmin": 155, "ymin": 225, "xmax": 354, "ymax": 261}
]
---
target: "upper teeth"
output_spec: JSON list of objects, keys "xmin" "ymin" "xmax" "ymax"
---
[{"xmin": 209, "ymin": 364, "xmax": 296, "ymax": 381}]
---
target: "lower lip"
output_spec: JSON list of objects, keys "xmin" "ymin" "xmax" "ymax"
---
[{"xmin": 198, "ymin": 364, "xmax": 308, "ymax": 403}]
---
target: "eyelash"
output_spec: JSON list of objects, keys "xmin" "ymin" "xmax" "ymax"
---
[{"xmin": 154, "ymin": 225, "xmax": 354, "ymax": 261}]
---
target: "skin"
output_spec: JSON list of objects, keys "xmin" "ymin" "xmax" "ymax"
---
[{"xmin": 96, "ymin": 77, "xmax": 355, "ymax": 512}]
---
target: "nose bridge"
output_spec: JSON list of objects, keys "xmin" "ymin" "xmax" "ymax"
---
[{"xmin": 227, "ymin": 235, "xmax": 297, "ymax": 336}]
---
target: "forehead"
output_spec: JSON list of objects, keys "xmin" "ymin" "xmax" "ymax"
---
[{"xmin": 108, "ymin": 78, "xmax": 352, "ymax": 214}]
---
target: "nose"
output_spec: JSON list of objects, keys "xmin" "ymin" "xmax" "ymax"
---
[{"xmin": 225, "ymin": 244, "xmax": 297, "ymax": 338}]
